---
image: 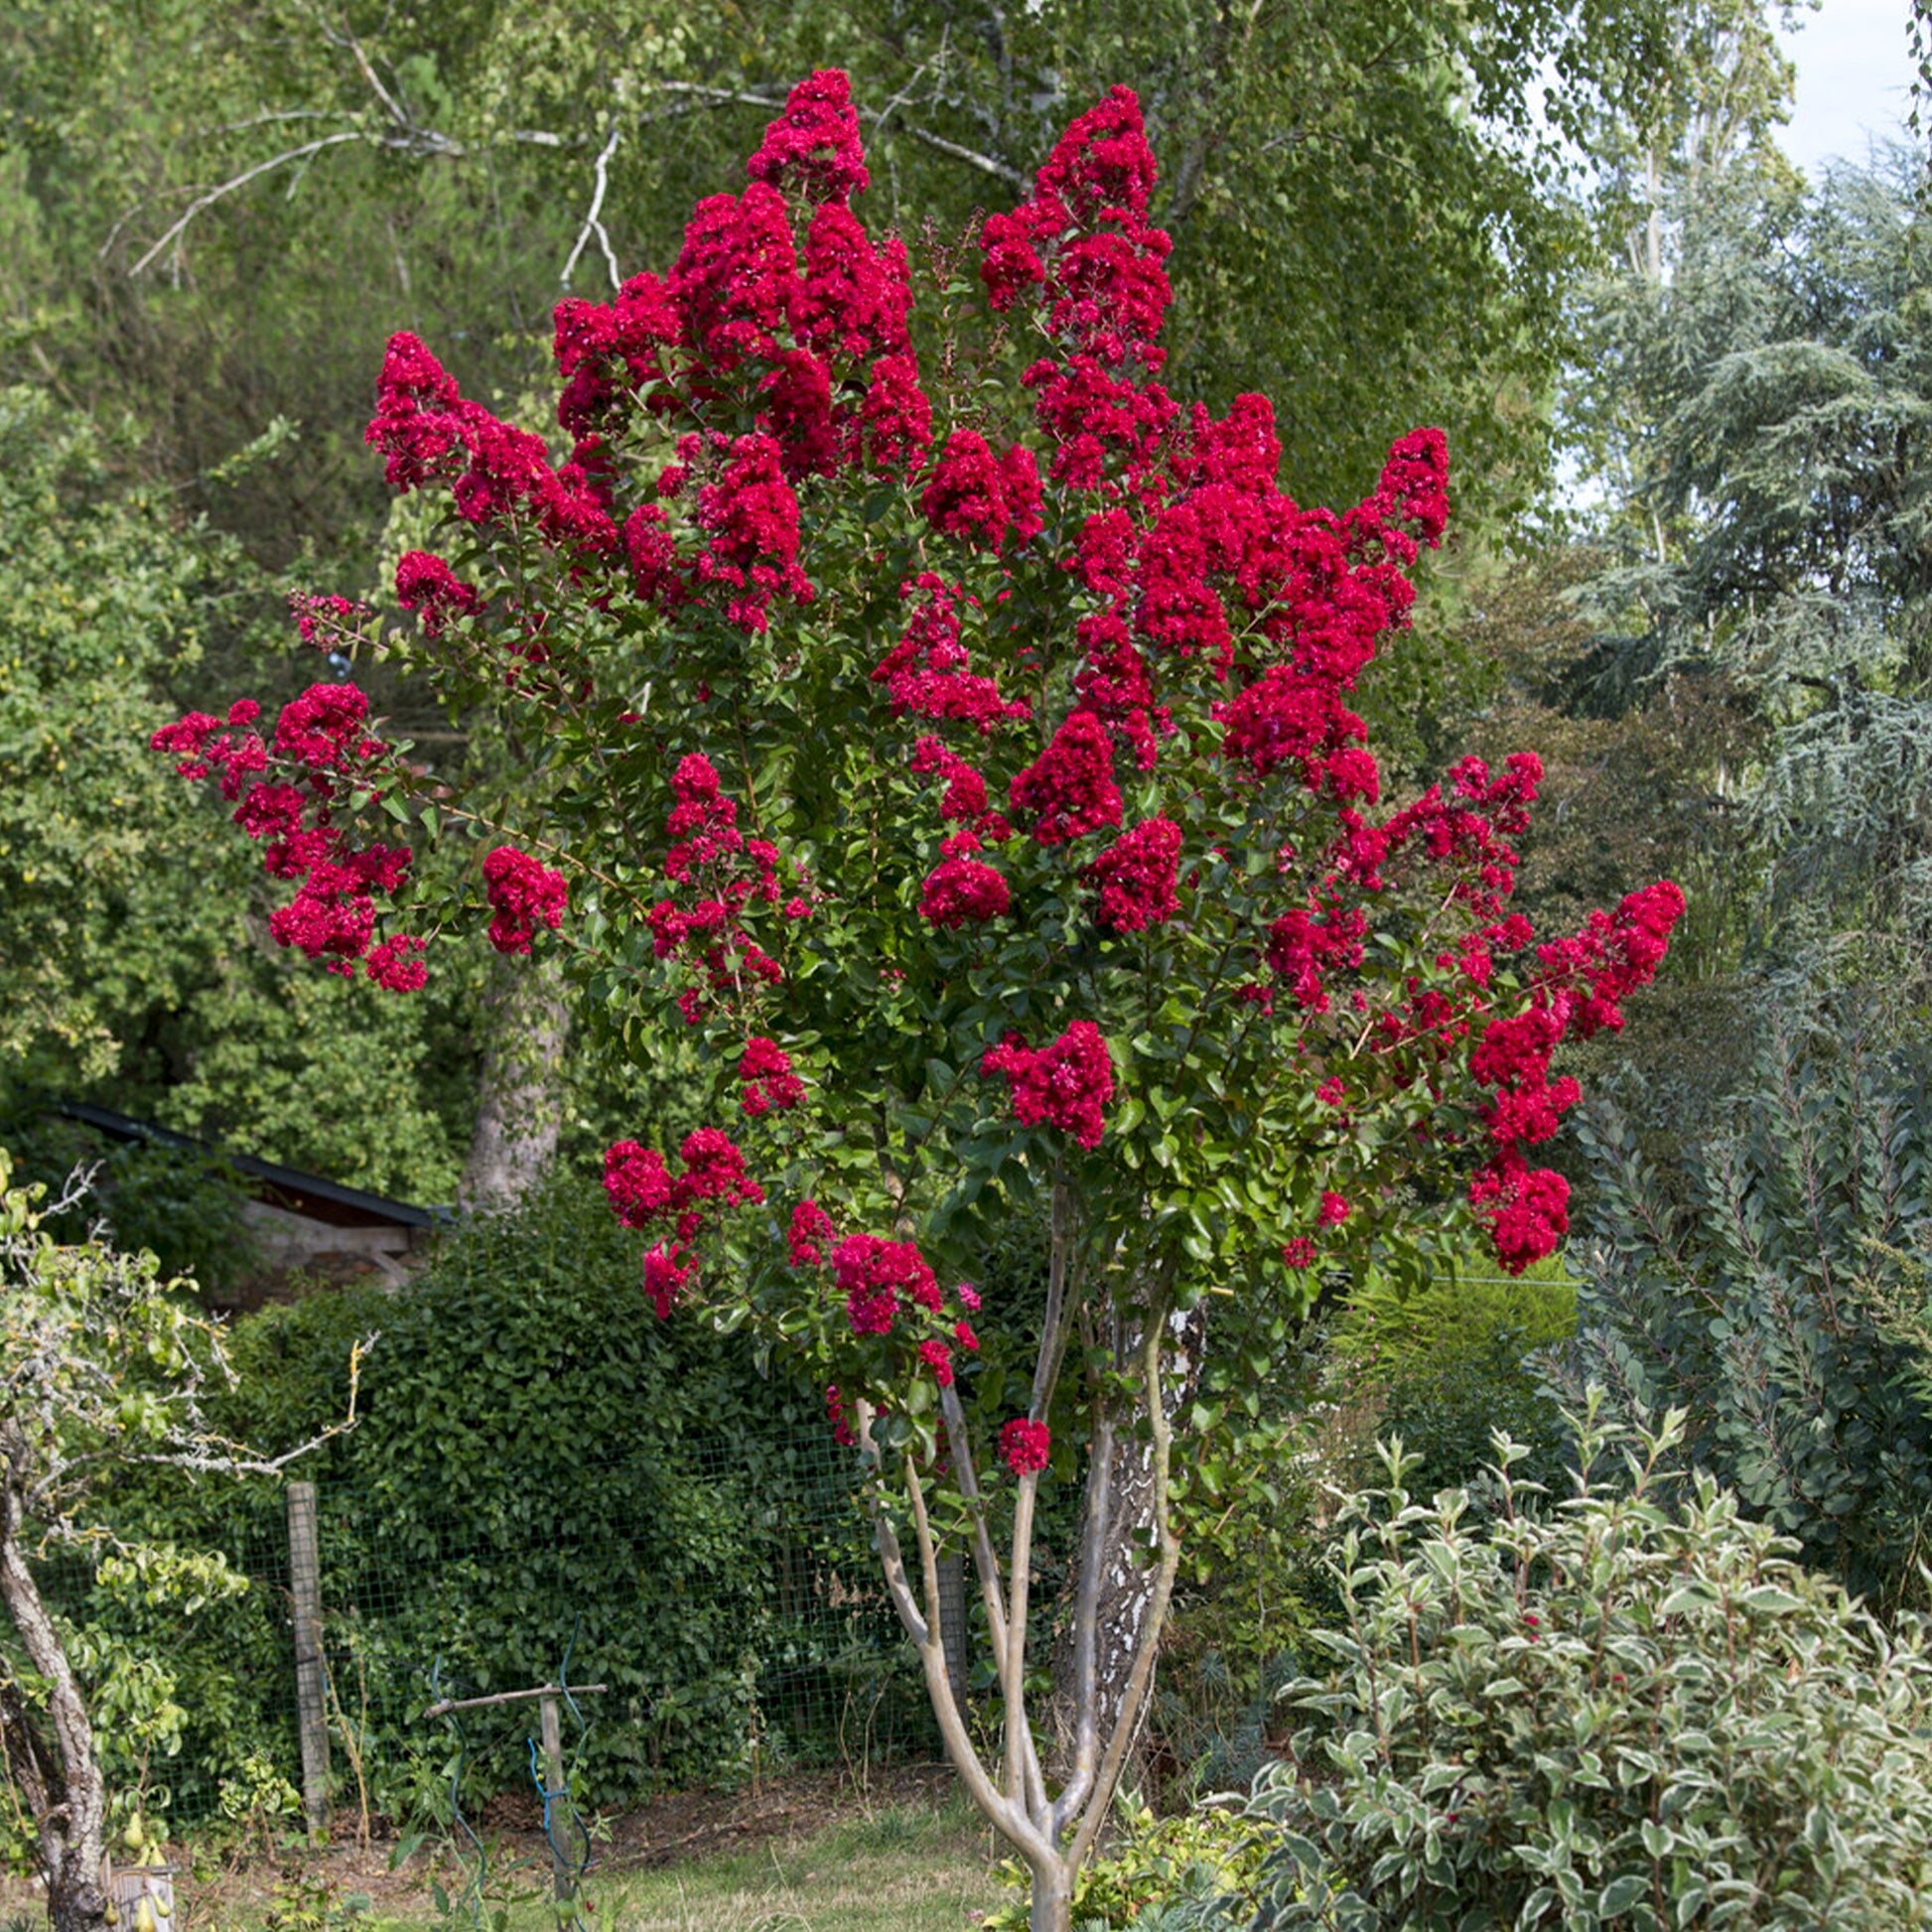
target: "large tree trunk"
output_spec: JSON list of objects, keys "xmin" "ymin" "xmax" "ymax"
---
[
  {"xmin": 1047, "ymin": 1304, "xmax": 1205, "ymax": 1792},
  {"xmin": 0, "ymin": 1489, "xmax": 107, "ymax": 1932},
  {"xmin": 460, "ymin": 954, "xmax": 569, "ymax": 1210}
]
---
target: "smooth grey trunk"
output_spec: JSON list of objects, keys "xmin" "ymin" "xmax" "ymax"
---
[
  {"xmin": 855, "ymin": 1183, "xmax": 1186, "ymax": 1932},
  {"xmin": 1048, "ymin": 1304, "xmax": 1205, "ymax": 1788},
  {"xmin": 0, "ymin": 1487, "xmax": 107, "ymax": 1932},
  {"xmin": 460, "ymin": 954, "xmax": 569, "ymax": 1209}
]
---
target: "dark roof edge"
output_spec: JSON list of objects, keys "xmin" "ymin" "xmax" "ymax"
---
[{"xmin": 51, "ymin": 1103, "xmax": 444, "ymax": 1229}]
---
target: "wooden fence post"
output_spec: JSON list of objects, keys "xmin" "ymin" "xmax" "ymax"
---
[
  {"xmin": 539, "ymin": 1693, "xmax": 572, "ymax": 1905},
  {"xmin": 286, "ymin": 1480, "xmax": 331, "ymax": 1839}
]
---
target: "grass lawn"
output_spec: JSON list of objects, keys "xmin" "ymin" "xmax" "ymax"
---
[
  {"xmin": 148, "ymin": 1780, "xmax": 1010, "ymax": 1932},
  {"xmin": 587, "ymin": 1801, "xmax": 1004, "ymax": 1931}
]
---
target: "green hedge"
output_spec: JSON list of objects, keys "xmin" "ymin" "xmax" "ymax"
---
[{"xmin": 64, "ymin": 1180, "xmax": 929, "ymax": 1830}]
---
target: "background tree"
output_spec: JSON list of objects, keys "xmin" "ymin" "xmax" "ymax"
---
[{"xmin": 0, "ymin": 1150, "xmax": 360, "ymax": 1932}]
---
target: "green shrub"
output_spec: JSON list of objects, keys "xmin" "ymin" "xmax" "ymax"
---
[
  {"xmin": 73, "ymin": 1177, "xmax": 925, "ymax": 1822},
  {"xmin": 980, "ymin": 1787, "xmax": 1265, "ymax": 1931},
  {"xmin": 1227, "ymin": 1399, "xmax": 1932, "ymax": 1930},
  {"xmin": 1563, "ymin": 1010, "xmax": 1932, "ymax": 1614},
  {"xmin": 1325, "ymin": 1255, "xmax": 1576, "ymax": 1505}
]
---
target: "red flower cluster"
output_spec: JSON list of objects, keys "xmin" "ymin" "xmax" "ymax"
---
[
  {"xmin": 692, "ymin": 433, "xmax": 815, "ymax": 632},
  {"xmin": 1000, "ymin": 1418, "xmax": 1052, "ymax": 1474},
  {"xmin": 746, "ymin": 68, "xmax": 870, "ymax": 204},
  {"xmin": 1010, "ymin": 710, "xmax": 1122, "ymax": 846},
  {"xmin": 1264, "ymin": 897, "xmax": 1367, "ymax": 1013},
  {"xmin": 910, "ymin": 736, "xmax": 1015, "ymax": 841},
  {"xmin": 982, "ymin": 1021, "xmax": 1115, "ymax": 1149},
  {"xmin": 482, "ymin": 846, "xmax": 568, "ymax": 954},
  {"xmin": 919, "ymin": 431, "xmax": 1043, "ymax": 551},
  {"xmin": 365, "ymin": 332, "xmax": 616, "ymax": 558},
  {"xmin": 918, "ymin": 1337, "xmax": 955, "ymax": 1387},
  {"xmin": 647, "ymin": 755, "xmax": 796, "ymax": 1022},
  {"xmin": 395, "ymin": 551, "xmax": 481, "ymax": 638},
  {"xmin": 739, "ymin": 1035, "xmax": 805, "ymax": 1115},
  {"xmin": 1086, "ymin": 817, "xmax": 1180, "ymax": 932},
  {"xmin": 827, "ymin": 1383, "xmax": 857, "ymax": 1447},
  {"xmin": 982, "ymin": 87, "xmax": 1175, "ymax": 488},
  {"xmin": 872, "ymin": 575, "xmax": 1030, "ymax": 731},
  {"xmin": 789, "ymin": 1198, "xmax": 838, "ymax": 1268},
  {"xmin": 920, "ymin": 833, "xmax": 1012, "ymax": 928},
  {"xmin": 1462, "ymin": 880, "xmax": 1687, "ymax": 1271},
  {"xmin": 829, "ymin": 1233, "xmax": 943, "ymax": 1336},
  {"xmin": 603, "ymin": 1127, "xmax": 765, "ymax": 1311},
  {"xmin": 152, "ymin": 691, "xmax": 426, "ymax": 988}
]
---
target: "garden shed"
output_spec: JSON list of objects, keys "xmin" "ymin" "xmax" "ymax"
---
[{"xmin": 53, "ymin": 1101, "xmax": 444, "ymax": 1307}]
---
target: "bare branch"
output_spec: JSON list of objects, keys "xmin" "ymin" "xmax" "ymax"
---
[
  {"xmin": 128, "ymin": 133, "xmax": 362, "ymax": 278},
  {"xmin": 898, "ymin": 123, "xmax": 1031, "ymax": 193},
  {"xmin": 852, "ymin": 1399, "xmax": 930, "ymax": 1647},
  {"xmin": 560, "ymin": 120, "xmax": 623, "ymax": 292}
]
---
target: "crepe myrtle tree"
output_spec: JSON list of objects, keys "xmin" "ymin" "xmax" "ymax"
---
[
  {"xmin": 0, "ymin": 1153, "xmax": 366, "ymax": 1932},
  {"xmin": 152, "ymin": 74, "xmax": 1682, "ymax": 1932}
]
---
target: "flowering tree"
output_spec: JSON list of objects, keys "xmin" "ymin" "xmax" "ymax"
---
[{"xmin": 153, "ymin": 71, "xmax": 1682, "ymax": 1931}]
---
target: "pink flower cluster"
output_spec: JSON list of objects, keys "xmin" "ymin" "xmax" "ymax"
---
[
  {"xmin": 289, "ymin": 591, "xmax": 371, "ymax": 650},
  {"xmin": 603, "ymin": 1128, "xmax": 766, "ymax": 1315},
  {"xmin": 1000, "ymin": 1418, "xmax": 1052, "ymax": 1474},
  {"xmin": 1009, "ymin": 710, "xmax": 1122, "ymax": 846},
  {"xmin": 152, "ymin": 690, "xmax": 427, "ymax": 989},
  {"xmin": 872, "ymin": 575, "xmax": 1030, "ymax": 732},
  {"xmin": 482, "ymin": 846, "xmax": 568, "ymax": 955},
  {"xmin": 1086, "ymin": 817, "xmax": 1180, "ymax": 932},
  {"xmin": 982, "ymin": 1021, "xmax": 1115, "ymax": 1149},
  {"xmin": 739, "ymin": 1035, "xmax": 804, "ymax": 1115}
]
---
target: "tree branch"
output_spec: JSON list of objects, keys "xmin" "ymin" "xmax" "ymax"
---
[
  {"xmin": 560, "ymin": 119, "xmax": 623, "ymax": 291},
  {"xmin": 128, "ymin": 133, "xmax": 363, "ymax": 278}
]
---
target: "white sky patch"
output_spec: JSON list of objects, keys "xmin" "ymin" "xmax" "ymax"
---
[{"xmin": 1776, "ymin": 0, "xmax": 1915, "ymax": 172}]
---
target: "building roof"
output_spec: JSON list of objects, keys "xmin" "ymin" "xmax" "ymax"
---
[{"xmin": 53, "ymin": 1102, "xmax": 444, "ymax": 1230}]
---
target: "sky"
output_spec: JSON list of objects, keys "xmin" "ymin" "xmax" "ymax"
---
[{"xmin": 1776, "ymin": 0, "xmax": 1916, "ymax": 172}]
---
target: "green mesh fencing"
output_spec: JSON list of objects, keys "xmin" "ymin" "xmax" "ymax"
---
[{"xmin": 31, "ymin": 1425, "xmax": 937, "ymax": 1833}]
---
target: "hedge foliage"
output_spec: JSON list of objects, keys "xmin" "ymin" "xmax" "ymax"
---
[{"xmin": 62, "ymin": 1180, "xmax": 921, "ymax": 1827}]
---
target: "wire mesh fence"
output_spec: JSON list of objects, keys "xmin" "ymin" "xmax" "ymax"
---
[{"xmin": 38, "ymin": 1423, "xmax": 938, "ymax": 1834}]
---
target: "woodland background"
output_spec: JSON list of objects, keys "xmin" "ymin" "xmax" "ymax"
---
[{"xmin": 3, "ymin": 0, "xmax": 1932, "ymax": 1865}]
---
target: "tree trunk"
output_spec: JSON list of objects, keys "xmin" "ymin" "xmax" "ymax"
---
[
  {"xmin": 460, "ymin": 954, "xmax": 569, "ymax": 1210},
  {"xmin": 1031, "ymin": 1860, "xmax": 1074, "ymax": 1932},
  {"xmin": 1047, "ymin": 1304, "xmax": 1205, "ymax": 1792},
  {"xmin": 0, "ymin": 1490, "xmax": 107, "ymax": 1932}
]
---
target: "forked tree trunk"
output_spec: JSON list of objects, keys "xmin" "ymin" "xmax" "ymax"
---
[
  {"xmin": 460, "ymin": 954, "xmax": 569, "ymax": 1209},
  {"xmin": 0, "ymin": 1488, "xmax": 107, "ymax": 1932},
  {"xmin": 1048, "ymin": 1304, "xmax": 1205, "ymax": 1790}
]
